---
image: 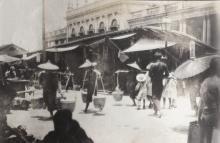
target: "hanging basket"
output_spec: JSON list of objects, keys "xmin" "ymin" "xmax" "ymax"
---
[
  {"xmin": 80, "ymin": 89, "xmax": 87, "ymax": 103},
  {"xmin": 112, "ymin": 90, "xmax": 123, "ymax": 101},
  {"xmin": 93, "ymin": 93, "xmax": 106, "ymax": 110},
  {"xmin": 60, "ymin": 99, "xmax": 76, "ymax": 112}
]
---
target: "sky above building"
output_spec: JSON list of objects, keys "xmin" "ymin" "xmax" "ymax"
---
[{"xmin": 0, "ymin": 0, "xmax": 68, "ymax": 52}]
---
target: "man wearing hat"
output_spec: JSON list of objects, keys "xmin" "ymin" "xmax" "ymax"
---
[
  {"xmin": 38, "ymin": 61, "xmax": 59, "ymax": 118},
  {"xmin": 84, "ymin": 62, "xmax": 98, "ymax": 113},
  {"xmin": 149, "ymin": 51, "xmax": 169, "ymax": 117}
]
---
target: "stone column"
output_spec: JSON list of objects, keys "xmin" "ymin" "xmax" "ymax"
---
[
  {"xmin": 96, "ymin": 18, "xmax": 99, "ymax": 33},
  {"xmin": 206, "ymin": 15, "xmax": 211, "ymax": 45},
  {"xmin": 202, "ymin": 16, "xmax": 207, "ymax": 43},
  {"xmin": 67, "ymin": 26, "xmax": 71, "ymax": 42},
  {"xmin": 182, "ymin": 20, "xmax": 186, "ymax": 33},
  {"xmin": 179, "ymin": 20, "xmax": 186, "ymax": 33}
]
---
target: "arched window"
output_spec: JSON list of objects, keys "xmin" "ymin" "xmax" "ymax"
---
[
  {"xmin": 88, "ymin": 24, "xmax": 94, "ymax": 35},
  {"xmin": 89, "ymin": 24, "xmax": 94, "ymax": 31},
  {"xmin": 99, "ymin": 22, "xmax": 105, "ymax": 33},
  {"xmin": 79, "ymin": 26, "xmax": 85, "ymax": 36},
  {"xmin": 110, "ymin": 19, "xmax": 119, "ymax": 31}
]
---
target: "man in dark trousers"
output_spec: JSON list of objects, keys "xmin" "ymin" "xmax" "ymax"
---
[
  {"xmin": 84, "ymin": 63, "xmax": 98, "ymax": 113},
  {"xmin": 39, "ymin": 70, "xmax": 58, "ymax": 118},
  {"xmin": 149, "ymin": 52, "xmax": 169, "ymax": 118},
  {"xmin": 198, "ymin": 57, "xmax": 220, "ymax": 143}
]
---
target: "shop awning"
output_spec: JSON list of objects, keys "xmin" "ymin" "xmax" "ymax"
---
[
  {"xmin": 46, "ymin": 45, "xmax": 79, "ymax": 52},
  {"xmin": 0, "ymin": 55, "xmax": 20, "ymax": 63},
  {"xmin": 89, "ymin": 39, "xmax": 106, "ymax": 48},
  {"xmin": 123, "ymin": 38, "xmax": 176, "ymax": 53},
  {"xmin": 22, "ymin": 53, "xmax": 41, "ymax": 60},
  {"xmin": 110, "ymin": 33, "xmax": 136, "ymax": 40}
]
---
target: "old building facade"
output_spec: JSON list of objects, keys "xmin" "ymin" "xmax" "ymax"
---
[
  {"xmin": 46, "ymin": 0, "xmax": 156, "ymax": 48},
  {"xmin": 128, "ymin": 1, "xmax": 220, "ymax": 48}
]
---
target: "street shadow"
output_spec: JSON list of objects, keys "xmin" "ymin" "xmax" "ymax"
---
[
  {"xmin": 113, "ymin": 103, "xmax": 123, "ymax": 106},
  {"xmin": 125, "ymin": 104, "xmax": 136, "ymax": 107},
  {"xmin": 31, "ymin": 115, "xmax": 52, "ymax": 121},
  {"xmin": 93, "ymin": 112, "xmax": 105, "ymax": 116},
  {"xmin": 172, "ymin": 125, "xmax": 189, "ymax": 134},
  {"xmin": 148, "ymin": 113, "xmax": 157, "ymax": 117},
  {"xmin": 78, "ymin": 109, "xmax": 97, "ymax": 114}
]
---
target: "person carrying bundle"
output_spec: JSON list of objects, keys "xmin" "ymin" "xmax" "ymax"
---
[{"xmin": 84, "ymin": 63, "xmax": 98, "ymax": 113}]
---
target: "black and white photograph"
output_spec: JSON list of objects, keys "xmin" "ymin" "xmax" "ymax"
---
[{"xmin": 0, "ymin": 0, "xmax": 220, "ymax": 143}]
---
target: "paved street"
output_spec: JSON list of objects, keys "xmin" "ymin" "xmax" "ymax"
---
[{"xmin": 7, "ymin": 91, "xmax": 196, "ymax": 143}]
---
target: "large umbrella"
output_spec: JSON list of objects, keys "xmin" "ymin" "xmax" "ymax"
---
[
  {"xmin": 174, "ymin": 55, "xmax": 219, "ymax": 79},
  {"xmin": 38, "ymin": 60, "xmax": 59, "ymax": 70},
  {"xmin": 127, "ymin": 61, "xmax": 141, "ymax": 71},
  {"xmin": 0, "ymin": 54, "xmax": 20, "ymax": 63}
]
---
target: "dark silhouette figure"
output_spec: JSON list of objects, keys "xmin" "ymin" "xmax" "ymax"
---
[
  {"xmin": 198, "ymin": 57, "xmax": 220, "ymax": 143},
  {"xmin": 84, "ymin": 66, "xmax": 97, "ymax": 113},
  {"xmin": 44, "ymin": 109, "xmax": 94, "ymax": 143},
  {"xmin": 149, "ymin": 52, "xmax": 169, "ymax": 117},
  {"xmin": 39, "ymin": 71, "xmax": 58, "ymax": 117}
]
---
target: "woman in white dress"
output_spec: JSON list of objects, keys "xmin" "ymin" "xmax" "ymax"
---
[{"xmin": 162, "ymin": 72, "xmax": 177, "ymax": 109}]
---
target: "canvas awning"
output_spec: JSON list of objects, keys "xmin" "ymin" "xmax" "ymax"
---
[
  {"xmin": 46, "ymin": 45, "xmax": 79, "ymax": 52},
  {"xmin": 89, "ymin": 38, "xmax": 106, "ymax": 48},
  {"xmin": 0, "ymin": 55, "xmax": 20, "ymax": 63},
  {"xmin": 123, "ymin": 38, "xmax": 176, "ymax": 53},
  {"xmin": 22, "ymin": 53, "xmax": 41, "ymax": 60},
  {"xmin": 110, "ymin": 33, "xmax": 136, "ymax": 40}
]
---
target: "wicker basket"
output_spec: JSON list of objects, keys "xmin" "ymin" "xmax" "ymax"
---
[
  {"xmin": 80, "ymin": 89, "xmax": 87, "ymax": 103},
  {"xmin": 93, "ymin": 95, "xmax": 106, "ymax": 110},
  {"xmin": 112, "ymin": 91, "xmax": 123, "ymax": 101},
  {"xmin": 60, "ymin": 100, "xmax": 76, "ymax": 112}
]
